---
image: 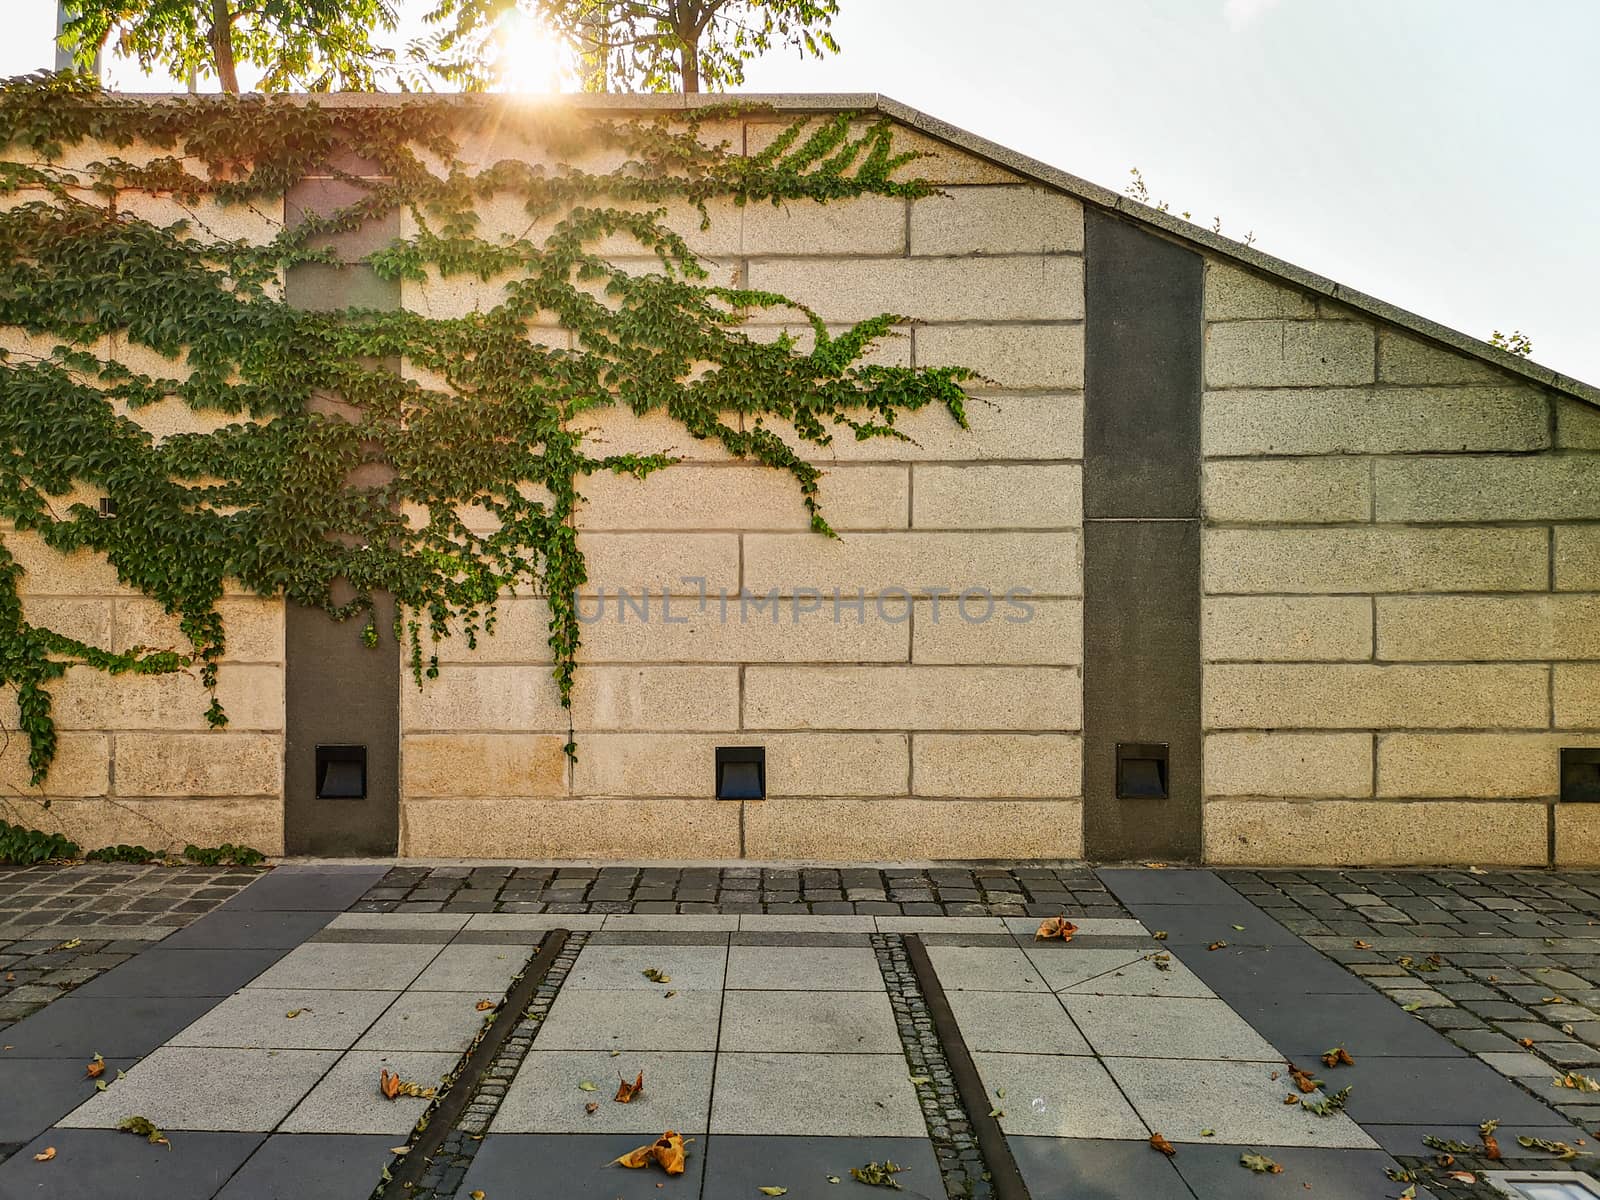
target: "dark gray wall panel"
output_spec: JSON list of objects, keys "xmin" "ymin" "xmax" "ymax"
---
[{"xmin": 1082, "ymin": 211, "xmax": 1205, "ymax": 861}]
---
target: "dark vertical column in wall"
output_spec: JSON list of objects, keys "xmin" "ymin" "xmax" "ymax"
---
[
  {"xmin": 1081, "ymin": 212, "xmax": 1204, "ymax": 861},
  {"xmin": 282, "ymin": 163, "xmax": 402, "ymax": 856}
]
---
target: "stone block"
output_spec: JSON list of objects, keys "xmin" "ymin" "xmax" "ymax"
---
[
  {"xmin": 1203, "ymin": 732, "xmax": 1372, "ymax": 798},
  {"xmin": 1203, "ymin": 262, "xmax": 1316, "ymax": 320},
  {"xmin": 1376, "ymin": 733, "xmax": 1569, "ymax": 798},
  {"xmin": 1203, "ymin": 386, "xmax": 1551, "ymax": 456},
  {"xmin": 1555, "ymin": 665, "xmax": 1600, "ymax": 728},
  {"xmin": 1555, "ymin": 526, "xmax": 1600, "ymax": 591},
  {"xmin": 42, "ymin": 663, "xmax": 283, "ymax": 731},
  {"xmin": 912, "ymin": 463, "xmax": 1081, "ymax": 529},
  {"xmin": 1556, "ymin": 805, "xmax": 1600, "ymax": 866},
  {"xmin": 911, "ymin": 733, "xmax": 1082, "ymax": 797},
  {"xmin": 1204, "ymin": 321, "xmax": 1375, "ymax": 388},
  {"xmin": 1204, "ymin": 799, "xmax": 1547, "ymax": 866},
  {"xmin": 578, "ymin": 532, "xmax": 739, "ymax": 595},
  {"xmin": 743, "ymin": 531, "xmax": 1080, "ymax": 598},
  {"xmin": 1375, "ymin": 455, "xmax": 1600, "ymax": 522},
  {"xmin": 115, "ymin": 192, "xmax": 284, "ymax": 246},
  {"xmin": 19, "ymin": 598, "xmax": 113, "ymax": 648},
  {"xmin": 432, "ymin": 596, "xmax": 555, "ymax": 664},
  {"xmin": 0, "ymin": 732, "xmax": 109, "ymax": 797},
  {"xmin": 1202, "ymin": 458, "xmax": 1371, "ymax": 523},
  {"xmin": 578, "ymin": 603, "xmax": 909, "ymax": 663},
  {"xmin": 576, "ymin": 463, "xmax": 908, "ymax": 531},
  {"xmin": 908, "ymin": 186, "xmax": 1084, "ymax": 255},
  {"xmin": 1378, "ymin": 329, "xmax": 1507, "ymax": 384},
  {"xmin": 744, "ymin": 665, "xmax": 1080, "ymax": 731},
  {"xmin": 569, "ymin": 665, "xmax": 740, "ymax": 732},
  {"xmin": 114, "ymin": 733, "xmax": 282, "ymax": 797},
  {"xmin": 571, "ymin": 732, "xmax": 908, "ymax": 797},
  {"xmin": 773, "ymin": 393, "xmax": 1083, "ymax": 463},
  {"xmin": 1201, "ymin": 596, "xmax": 1371, "ymax": 662},
  {"xmin": 743, "ymin": 119, "xmax": 1024, "ymax": 186},
  {"xmin": 400, "ymin": 796, "xmax": 739, "ymax": 857},
  {"xmin": 1203, "ymin": 527, "xmax": 1546, "ymax": 593},
  {"xmin": 17, "ymin": 796, "xmax": 282, "ymax": 855},
  {"xmin": 1557, "ymin": 398, "xmax": 1600, "ymax": 449},
  {"xmin": 743, "ymin": 320, "xmax": 912, "ymax": 367},
  {"xmin": 399, "ymin": 664, "xmax": 570, "ymax": 732},
  {"xmin": 915, "ymin": 324, "xmax": 1084, "ymax": 389},
  {"xmin": 402, "ymin": 733, "xmax": 569, "ymax": 797},
  {"xmin": 745, "ymin": 256, "xmax": 1082, "ymax": 323},
  {"xmin": 743, "ymin": 193, "xmax": 905, "ymax": 256},
  {"xmin": 114, "ymin": 597, "xmax": 283, "ymax": 662},
  {"xmin": 569, "ymin": 404, "xmax": 742, "ymax": 462},
  {"xmin": 1203, "ymin": 663, "xmax": 1549, "ymax": 729},
  {"xmin": 743, "ymin": 797, "xmax": 1081, "ymax": 858},
  {"xmin": 5, "ymin": 531, "xmax": 129, "ymax": 595},
  {"xmin": 492, "ymin": 196, "xmax": 744, "ymax": 258},
  {"xmin": 1377, "ymin": 595, "xmax": 1600, "ymax": 661},
  {"xmin": 911, "ymin": 597, "xmax": 1081, "ymax": 665}
]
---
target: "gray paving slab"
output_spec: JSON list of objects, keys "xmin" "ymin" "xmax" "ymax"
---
[
  {"xmin": 535, "ymin": 988, "xmax": 722, "ymax": 1052},
  {"xmin": 462, "ymin": 913, "xmax": 606, "ymax": 931},
  {"xmin": 1004, "ymin": 917, "xmax": 1151, "ymax": 938},
  {"xmin": 1361, "ymin": 1121, "xmax": 1592, "ymax": 1159},
  {"xmin": 159, "ymin": 910, "xmax": 338, "ymax": 950},
  {"xmin": 223, "ymin": 869, "xmax": 389, "ymax": 913},
  {"xmin": 215, "ymin": 1133, "xmax": 398, "ymax": 1200},
  {"xmin": 353, "ymin": 990, "xmax": 490, "ymax": 1053},
  {"xmin": 168, "ymin": 988, "xmax": 399, "ymax": 1050},
  {"xmin": 279, "ymin": 1048, "xmax": 458, "ymax": 1134},
  {"xmin": 564, "ymin": 944, "xmax": 728, "ymax": 992},
  {"xmin": 0, "ymin": 1129, "xmax": 265, "ymax": 1200},
  {"xmin": 492, "ymin": 1050, "xmax": 716, "ymax": 1134},
  {"xmin": 1114, "ymin": 903, "xmax": 1300, "ymax": 947},
  {"xmin": 922, "ymin": 944, "xmax": 1048, "ymax": 992},
  {"xmin": 1098, "ymin": 868, "xmax": 1246, "ymax": 906},
  {"xmin": 0, "ymin": 995, "xmax": 218, "ymax": 1058},
  {"xmin": 969, "ymin": 1051, "xmax": 1146, "ymax": 1139},
  {"xmin": 0, "ymin": 1059, "xmax": 111, "ymax": 1145},
  {"xmin": 411, "ymin": 942, "xmax": 532, "ymax": 992},
  {"xmin": 246, "ymin": 942, "xmax": 441, "ymax": 991},
  {"xmin": 1102, "ymin": 1057, "xmax": 1377, "ymax": 1148},
  {"xmin": 57, "ymin": 1046, "xmax": 338, "ymax": 1132},
  {"xmin": 717, "ymin": 990, "xmax": 900, "ymax": 1054},
  {"xmin": 701, "ymin": 1134, "xmax": 944, "ymax": 1199},
  {"xmin": 1054, "ymin": 950, "xmax": 1216, "ymax": 999},
  {"xmin": 724, "ymin": 946, "xmax": 883, "ymax": 992},
  {"xmin": 945, "ymin": 990, "xmax": 1092, "ymax": 1055},
  {"xmin": 1182, "ymin": 943, "xmax": 1378, "ymax": 997},
  {"xmin": 1228, "ymin": 991, "xmax": 1466, "ymax": 1061},
  {"xmin": 1060, "ymin": 994, "xmax": 1282, "ymax": 1060},
  {"xmin": 70, "ymin": 947, "xmax": 285, "ymax": 998},
  {"xmin": 1009, "ymin": 1136, "xmax": 1192, "ymax": 1200},
  {"xmin": 1170, "ymin": 1143, "xmax": 1436, "ymax": 1199},
  {"xmin": 1335, "ymin": 1055, "xmax": 1579, "ymax": 1126},
  {"xmin": 324, "ymin": 912, "xmax": 469, "ymax": 931},
  {"xmin": 709, "ymin": 1053, "xmax": 925, "ymax": 1137},
  {"xmin": 460, "ymin": 1133, "xmax": 708, "ymax": 1199}
]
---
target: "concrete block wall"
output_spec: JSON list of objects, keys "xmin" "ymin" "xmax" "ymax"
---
[
  {"xmin": 1199, "ymin": 261, "xmax": 1599, "ymax": 866},
  {"xmin": 396, "ymin": 117, "xmax": 1088, "ymax": 858}
]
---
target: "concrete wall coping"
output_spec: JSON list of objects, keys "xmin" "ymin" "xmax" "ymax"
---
[{"xmin": 101, "ymin": 89, "xmax": 1600, "ymax": 408}]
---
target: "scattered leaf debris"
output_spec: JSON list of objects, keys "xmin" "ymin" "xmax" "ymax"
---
[
  {"xmin": 1320, "ymin": 1046, "xmax": 1355, "ymax": 1069},
  {"xmin": 1149, "ymin": 1133, "xmax": 1176, "ymax": 1157},
  {"xmin": 850, "ymin": 1160, "xmax": 905, "ymax": 1188},
  {"xmin": 1034, "ymin": 916, "xmax": 1077, "ymax": 941},
  {"xmin": 1556, "ymin": 1072, "xmax": 1600, "ymax": 1092},
  {"xmin": 1207, "ymin": 941, "xmax": 1227, "ymax": 951},
  {"xmin": 585, "ymin": 1102, "xmax": 599, "ymax": 1115},
  {"xmin": 1301, "ymin": 1085, "xmax": 1352, "ymax": 1117},
  {"xmin": 1518, "ymin": 1135, "xmax": 1579, "ymax": 1160},
  {"xmin": 1402, "ymin": 1002, "xmax": 1423, "ymax": 1012},
  {"xmin": 1353, "ymin": 939, "xmax": 1372, "ymax": 949},
  {"xmin": 758, "ymin": 1190, "xmax": 787, "ymax": 1197},
  {"xmin": 378, "ymin": 1069, "xmax": 435, "ymax": 1101},
  {"xmin": 641, "ymin": 969, "xmax": 671, "ymax": 983},
  {"xmin": 475, "ymin": 1000, "xmax": 495, "ymax": 1012},
  {"xmin": 285, "ymin": 1009, "xmax": 304, "ymax": 1019},
  {"xmin": 1152, "ymin": 931, "xmax": 1168, "ymax": 940},
  {"xmin": 579, "ymin": 1081, "xmax": 599, "ymax": 1092},
  {"xmin": 118, "ymin": 1116, "xmax": 168, "ymax": 1146},
  {"xmin": 1199, "ymin": 1128, "xmax": 1215, "ymax": 1137},
  {"xmin": 32, "ymin": 1147, "xmax": 54, "ymax": 1162},
  {"xmin": 1287, "ymin": 1064, "xmax": 1322, "ymax": 1094},
  {"xmin": 615, "ymin": 1071, "xmax": 644, "ymax": 1104},
  {"xmin": 614, "ymin": 1130, "xmax": 688, "ymax": 1176},
  {"xmin": 85, "ymin": 1053, "xmax": 104, "ymax": 1079},
  {"xmin": 1480, "ymin": 1118, "xmax": 1501, "ymax": 1161},
  {"xmin": 1240, "ymin": 1151, "xmax": 1282, "ymax": 1174}
]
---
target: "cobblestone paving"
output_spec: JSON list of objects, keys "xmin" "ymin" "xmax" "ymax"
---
[
  {"xmin": 0, "ymin": 862, "xmax": 264, "ymax": 1027},
  {"xmin": 872, "ymin": 932, "xmax": 991, "ymax": 1200},
  {"xmin": 1225, "ymin": 867, "xmax": 1600, "ymax": 1132},
  {"xmin": 353, "ymin": 864, "xmax": 1128, "ymax": 917}
]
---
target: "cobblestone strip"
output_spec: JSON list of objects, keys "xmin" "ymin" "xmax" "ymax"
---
[
  {"xmin": 357, "ymin": 864, "xmax": 1126, "ymax": 918},
  {"xmin": 383, "ymin": 931, "xmax": 587, "ymax": 1200},
  {"xmin": 872, "ymin": 932, "xmax": 994, "ymax": 1200}
]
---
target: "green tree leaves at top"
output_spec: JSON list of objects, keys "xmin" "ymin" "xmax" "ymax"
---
[{"xmin": 58, "ymin": 0, "xmax": 403, "ymax": 92}]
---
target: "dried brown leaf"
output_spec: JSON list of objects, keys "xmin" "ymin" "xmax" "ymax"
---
[
  {"xmin": 615, "ymin": 1071, "xmax": 644, "ymax": 1104},
  {"xmin": 32, "ymin": 1147, "xmax": 54, "ymax": 1162},
  {"xmin": 1149, "ymin": 1132, "xmax": 1176, "ymax": 1156}
]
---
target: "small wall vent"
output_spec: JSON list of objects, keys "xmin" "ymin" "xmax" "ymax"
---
[
  {"xmin": 316, "ymin": 744, "xmax": 367, "ymax": 800},
  {"xmin": 1561, "ymin": 748, "xmax": 1600, "ymax": 804},
  {"xmin": 1116, "ymin": 743, "xmax": 1169, "ymax": 800},
  {"xmin": 715, "ymin": 746, "xmax": 765, "ymax": 800}
]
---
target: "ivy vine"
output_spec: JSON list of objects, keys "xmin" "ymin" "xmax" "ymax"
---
[{"xmin": 0, "ymin": 71, "xmax": 975, "ymax": 788}]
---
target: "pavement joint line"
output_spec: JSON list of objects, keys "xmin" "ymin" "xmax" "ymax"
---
[
  {"xmin": 895, "ymin": 932, "xmax": 1028, "ymax": 1200},
  {"xmin": 375, "ymin": 928, "xmax": 575, "ymax": 1199}
]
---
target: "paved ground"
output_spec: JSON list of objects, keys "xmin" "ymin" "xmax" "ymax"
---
[{"xmin": 1, "ymin": 862, "xmax": 1599, "ymax": 1199}]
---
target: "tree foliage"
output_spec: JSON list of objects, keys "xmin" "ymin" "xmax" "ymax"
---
[
  {"xmin": 0, "ymin": 72, "xmax": 972, "ymax": 787},
  {"xmin": 58, "ymin": 0, "xmax": 402, "ymax": 92}
]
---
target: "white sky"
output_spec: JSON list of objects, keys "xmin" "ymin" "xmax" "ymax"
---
[{"xmin": 6, "ymin": 0, "xmax": 1597, "ymax": 384}]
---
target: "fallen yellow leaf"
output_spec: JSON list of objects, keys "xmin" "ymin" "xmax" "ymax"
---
[
  {"xmin": 613, "ymin": 1131, "xmax": 687, "ymax": 1175},
  {"xmin": 1035, "ymin": 916, "xmax": 1078, "ymax": 941},
  {"xmin": 475, "ymin": 999, "xmax": 495, "ymax": 1012},
  {"xmin": 1149, "ymin": 1132, "xmax": 1176, "ymax": 1156},
  {"xmin": 32, "ymin": 1147, "xmax": 55, "ymax": 1162},
  {"xmin": 615, "ymin": 1070, "xmax": 644, "ymax": 1103}
]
